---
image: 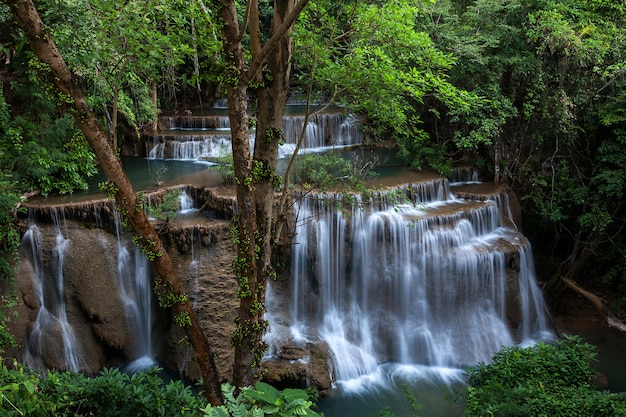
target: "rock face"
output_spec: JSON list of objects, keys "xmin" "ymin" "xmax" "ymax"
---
[
  {"xmin": 9, "ymin": 186, "xmax": 238, "ymax": 375},
  {"xmin": 10, "ymin": 222, "xmax": 129, "ymax": 373},
  {"xmin": 12, "ymin": 221, "xmax": 185, "ymax": 373},
  {"xmin": 10, "ymin": 215, "xmax": 240, "ymax": 380},
  {"xmin": 158, "ymin": 220, "xmax": 239, "ymax": 382}
]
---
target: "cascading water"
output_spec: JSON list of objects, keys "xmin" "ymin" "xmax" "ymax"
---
[
  {"xmin": 179, "ymin": 189, "xmax": 196, "ymax": 214},
  {"xmin": 112, "ymin": 210, "xmax": 155, "ymax": 372},
  {"xmin": 146, "ymin": 110, "xmax": 364, "ymax": 162},
  {"xmin": 148, "ymin": 135, "xmax": 231, "ymax": 161},
  {"xmin": 23, "ymin": 210, "xmax": 85, "ymax": 372},
  {"xmin": 276, "ymin": 178, "xmax": 554, "ymax": 395},
  {"xmin": 281, "ymin": 113, "xmax": 364, "ymax": 148}
]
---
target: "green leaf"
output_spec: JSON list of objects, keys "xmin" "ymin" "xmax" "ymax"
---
[
  {"xmin": 281, "ymin": 388, "xmax": 309, "ymax": 403},
  {"xmin": 22, "ymin": 380, "xmax": 35, "ymax": 395},
  {"xmin": 247, "ymin": 382, "xmax": 281, "ymax": 405}
]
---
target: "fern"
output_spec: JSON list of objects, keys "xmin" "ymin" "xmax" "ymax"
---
[
  {"xmin": 201, "ymin": 382, "xmax": 321, "ymax": 417},
  {"xmin": 251, "ymin": 407, "xmax": 265, "ymax": 417},
  {"xmin": 221, "ymin": 383, "xmax": 238, "ymax": 404},
  {"xmin": 228, "ymin": 402, "xmax": 248, "ymax": 417},
  {"xmin": 200, "ymin": 404, "xmax": 231, "ymax": 417}
]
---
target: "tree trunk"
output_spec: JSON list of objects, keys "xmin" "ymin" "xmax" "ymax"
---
[
  {"xmin": 248, "ymin": 0, "xmax": 295, "ymax": 386},
  {"xmin": 254, "ymin": 0, "xmax": 294, "ymax": 255},
  {"xmin": 5, "ymin": 0, "xmax": 223, "ymax": 404},
  {"xmin": 111, "ymin": 84, "xmax": 119, "ymax": 149},
  {"xmin": 214, "ymin": 0, "xmax": 261, "ymax": 387},
  {"xmin": 213, "ymin": 0, "xmax": 308, "ymax": 387}
]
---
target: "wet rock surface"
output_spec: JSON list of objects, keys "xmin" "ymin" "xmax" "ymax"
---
[{"xmin": 262, "ymin": 341, "xmax": 333, "ymax": 396}]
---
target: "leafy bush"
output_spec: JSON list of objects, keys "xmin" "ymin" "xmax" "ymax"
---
[
  {"xmin": 0, "ymin": 364, "xmax": 321, "ymax": 417},
  {"xmin": 0, "ymin": 69, "xmax": 97, "ymax": 197},
  {"xmin": 396, "ymin": 130, "xmax": 452, "ymax": 177},
  {"xmin": 214, "ymin": 150, "xmax": 235, "ymax": 185},
  {"xmin": 0, "ymin": 175, "xmax": 22, "ymax": 354},
  {"xmin": 144, "ymin": 189, "xmax": 183, "ymax": 220},
  {"xmin": 464, "ymin": 335, "xmax": 626, "ymax": 417},
  {"xmin": 200, "ymin": 382, "xmax": 321, "ymax": 417},
  {"xmin": 293, "ymin": 151, "xmax": 378, "ymax": 191},
  {"xmin": 0, "ymin": 365, "xmax": 204, "ymax": 417}
]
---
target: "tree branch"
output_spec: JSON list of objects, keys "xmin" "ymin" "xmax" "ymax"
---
[
  {"xmin": 248, "ymin": 0, "xmax": 262, "ymax": 62},
  {"xmin": 239, "ymin": 0, "xmax": 252, "ymax": 43},
  {"xmin": 562, "ymin": 276, "xmax": 626, "ymax": 332},
  {"xmin": 243, "ymin": 0, "xmax": 310, "ymax": 85}
]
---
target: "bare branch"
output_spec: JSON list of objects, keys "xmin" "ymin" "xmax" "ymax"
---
[{"xmin": 562, "ymin": 276, "xmax": 626, "ymax": 332}]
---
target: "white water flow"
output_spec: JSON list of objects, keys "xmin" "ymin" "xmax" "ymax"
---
[
  {"xmin": 179, "ymin": 190, "xmax": 196, "ymax": 214},
  {"xmin": 283, "ymin": 178, "xmax": 553, "ymax": 390},
  {"xmin": 180, "ymin": 230, "xmax": 202, "ymax": 375},
  {"xmin": 281, "ymin": 113, "xmax": 364, "ymax": 148},
  {"xmin": 112, "ymin": 210, "xmax": 155, "ymax": 372},
  {"xmin": 148, "ymin": 135, "xmax": 231, "ymax": 161},
  {"xmin": 23, "ymin": 211, "xmax": 84, "ymax": 372},
  {"xmin": 147, "ymin": 112, "xmax": 363, "ymax": 162}
]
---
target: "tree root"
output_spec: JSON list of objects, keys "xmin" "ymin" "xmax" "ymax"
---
[{"xmin": 562, "ymin": 276, "xmax": 626, "ymax": 332}]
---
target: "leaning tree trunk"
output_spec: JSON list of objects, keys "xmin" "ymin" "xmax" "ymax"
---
[
  {"xmin": 554, "ymin": 227, "xmax": 626, "ymax": 332},
  {"xmin": 5, "ymin": 0, "xmax": 223, "ymax": 404}
]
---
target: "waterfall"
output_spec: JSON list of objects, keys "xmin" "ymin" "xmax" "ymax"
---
[
  {"xmin": 23, "ymin": 211, "xmax": 85, "ymax": 372},
  {"xmin": 146, "ymin": 111, "xmax": 364, "ymax": 162},
  {"xmin": 148, "ymin": 135, "xmax": 231, "ymax": 161},
  {"xmin": 280, "ymin": 179, "xmax": 553, "ymax": 389},
  {"xmin": 179, "ymin": 190, "xmax": 196, "ymax": 214},
  {"xmin": 518, "ymin": 245, "xmax": 552, "ymax": 343},
  {"xmin": 450, "ymin": 167, "xmax": 480, "ymax": 184},
  {"xmin": 281, "ymin": 113, "xmax": 364, "ymax": 148},
  {"xmin": 113, "ymin": 210, "xmax": 156, "ymax": 372}
]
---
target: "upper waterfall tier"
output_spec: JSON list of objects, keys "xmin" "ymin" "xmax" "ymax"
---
[{"xmin": 145, "ymin": 110, "xmax": 365, "ymax": 161}]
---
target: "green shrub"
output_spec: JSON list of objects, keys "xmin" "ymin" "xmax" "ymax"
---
[
  {"xmin": 200, "ymin": 382, "xmax": 321, "ymax": 417},
  {"xmin": 0, "ymin": 364, "xmax": 321, "ymax": 417},
  {"xmin": 214, "ymin": 150, "xmax": 235, "ymax": 185},
  {"xmin": 293, "ymin": 151, "xmax": 378, "ymax": 191},
  {"xmin": 144, "ymin": 189, "xmax": 183, "ymax": 220},
  {"xmin": 464, "ymin": 335, "xmax": 626, "ymax": 417},
  {"xmin": 1, "ymin": 365, "xmax": 204, "ymax": 417},
  {"xmin": 0, "ymin": 361, "xmax": 48, "ymax": 416}
]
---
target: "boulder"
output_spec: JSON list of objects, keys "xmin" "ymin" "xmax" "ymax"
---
[{"xmin": 262, "ymin": 341, "xmax": 333, "ymax": 396}]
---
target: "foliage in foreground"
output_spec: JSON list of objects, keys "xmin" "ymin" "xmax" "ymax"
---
[
  {"xmin": 464, "ymin": 335, "xmax": 626, "ymax": 417},
  {"xmin": 201, "ymin": 382, "xmax": 321, "ymax": 417},
  {"xmin": 0, "ymin": 364, "xmax": 321, "ymax": 417}
]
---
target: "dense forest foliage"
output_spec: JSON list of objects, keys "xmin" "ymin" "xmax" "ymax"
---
[{"xmin": 0, "ymin": 0, "xmax": 625, "ymax": 413}]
